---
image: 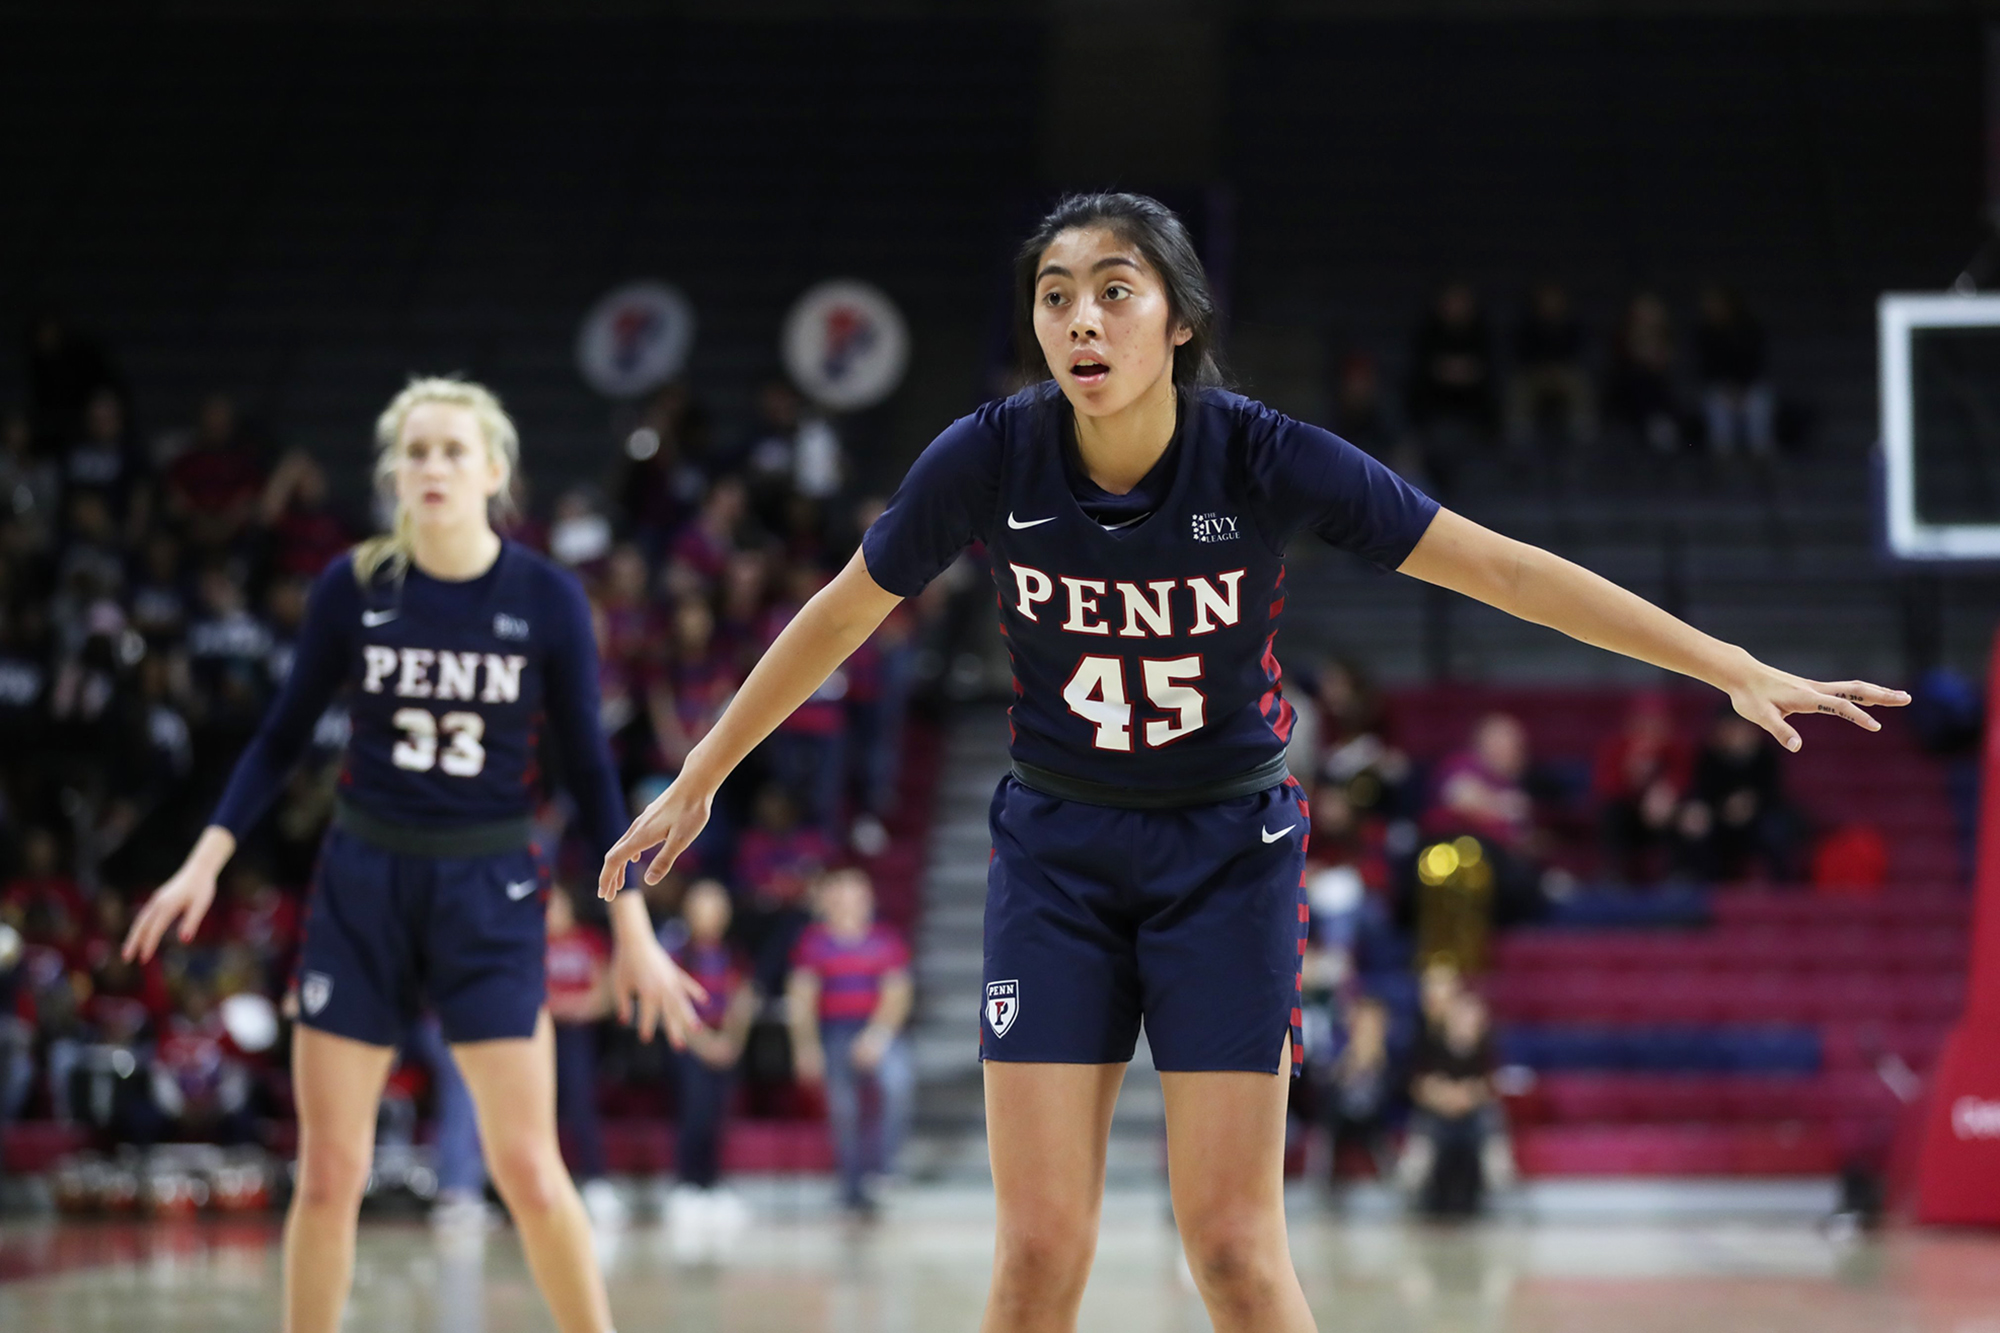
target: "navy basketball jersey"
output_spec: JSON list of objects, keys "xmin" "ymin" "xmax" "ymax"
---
[
  {"xmin": 211, "ymin": 541, "xmax": 629, "ymax": 853},
  {"xmin": 862, "ymin": 383, "xmax": 1438, "ymax": 791}
]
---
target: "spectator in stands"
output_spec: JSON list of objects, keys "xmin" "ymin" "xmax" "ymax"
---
[
  {"xmin": 549, "ymin": 486, "xmax": 614, "ymax": 571},
  {"xmin": 185, "ymin": 563, "xmax": 275, "ymax": 738},
  {"xmin": 1311, "ymin": 656, "xmax": 1411, "ymax": 822},
  {"xmin": 736, "ymin": 780, "xmax": 828, "ymax": 984},
  {"xmin": 595, "ymin": 543, "xmax": 666, "ymax": 677},
  {"xmin": 1317, "ymin": 995, "xmax": 1396, "ymax": 1184},
  {"xmin": 663, "ymin": 879, "xmax": 757, "ymax": 1234},
  {"xmin": 1507, "ymin": 280, "xmax": 1595, "ymax": 453},
  {"xmin": 1674, "ymin": 708, "xmax": 1799, "ymax": 882},
  {"xmin": 786, "ymin": 868, "xmax": 913, "ymax": 1218},
  {"xmin": 1605, "ymin": 292, "xmax": 1685, "ymax": 452},
  {"xmin": 162, "ymin": 394, "xmax": 264, "ymax": 556},
  {"xmin": 670, "ymin": 477, "xmax": 749, "ymax": 588},
  {"xmin": 737, "ymin": 379, "xmax": 846, "ymax": 527},
  {"xmin": 1329, "ymin": 352, "xmax": 1402, "ymax": 463},
  {"xmin": 1694, "ymin": 283, "xmax": 1775, "ymax": 458},
  {"xmin": 213, "ymin": 861, "xmax": 298, "ymax": 996},
  {"xmin": 1593, "ymin": 692, "xmax": 1690, "ymax": 885},
  {"xmin": 128, "ymin": 531, "xmax": 189, "ymax": 646},
  {"xmin": 0, "ymin": 406, "xmax": 58, "ymax": 557},
  {"xmin": 1427, "ymin": 712, "xmax": 1557, "ymax": 923},
  {"xmin": 543, "ymin": 885, "xmax": 622, "ymax": 1226},
  {"xmin": 646, "ymin": 597, "xmax": 738, "ymax": 777},
  {"xmin": 1398, "ymin": 990, "xmax": 1512, "ymax": 1215},
  {"xmin": 842, "ymin": 535, "xmax": 917, "ymax": 845},
  {"xmin": 149, "ymin": 979, "xmax": 254, "ymax": 1146},
  {"xmin": 714, "ymin": 546, "xmax": 773, "ymax": 673},
  {"xmin": 3, "ymin": 827, "xmax": 81, "ymax": 925},
  {"xmin": 258, "ymin": 450, "xmax": 351, "ymax": 578},
  {"xmin": 1416, "ymin": 957, "xmax": 1462, "ymax": 1039},
  {"xmin": 63, "ymin": 387, "xmax": 150, "ymax": 543},
  {"xmin": 618, "ymin": 382, "xmax": 713, "ymax": 560},
  {"xmin": 1430, "ymin": 713, "xmax": 1535, "ymax": 852},
  {"xmin": 1405, "ymin": 281, "xmax": 1498, "ymax": 491},
  {"xmin": 760, "ymin": 563, "xmax": 850, "ymax": 838}
]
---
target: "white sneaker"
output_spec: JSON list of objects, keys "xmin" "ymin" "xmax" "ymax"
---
[
  {"xmin": 665, "ymin": 1184, "xmax": 711, "ymax": 1263},
  {"xmin": 430, "ymin": 1194, "xmax": 497, "ymax": 1232},
  {"xmin": 706, "ymin": 1187, "xmax": 750, "ymax": 1243},
  {"xmin": 1395, "ymin": 1137, "xmax": 1434, "ymax": 1196},
  {"xmin": 1481, "ymin": 1137, "xmax": 1518, "ymax": 1192},
  {"xmin": 580, "ymin": 1178, "xmax": 629, "ymax": 1229}
]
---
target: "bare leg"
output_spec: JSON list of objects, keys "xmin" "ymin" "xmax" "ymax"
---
[
  {"xmin": 454, "ymin": 1011, "xmax": 612, "ymax": 1333},
  {"xmin": 284, "ymin": 1027, "xmax": 397, "ymax": 1333},
  {"xmin": 979, "ymin": 1061, "xmax": 1126, "ymax": 1333},
  {"xmin": 1160, "ymin": 1036, "xmax": 1317, "ymax": 1333}
]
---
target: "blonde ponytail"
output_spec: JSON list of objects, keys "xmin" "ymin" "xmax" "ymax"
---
[{"xmin": 353, "ymin": 376, "xmax": 521, "ymax": 584}]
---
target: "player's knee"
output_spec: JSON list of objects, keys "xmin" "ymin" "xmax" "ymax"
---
[
  {"xmin": 294, "ymin": 1139, "xmax": 371, "ymax": 1213},
  {"xmin": 1181, "ymin": 1211, "xmax": 1286, "ymax": 1309},
  {"xmin": 486, "ymin": 1138, "xmax": 567, "ymax": 1217},
  {"xmin": 992, "ymin": 1210, "xmax": 1095, "ymax": 1299}
]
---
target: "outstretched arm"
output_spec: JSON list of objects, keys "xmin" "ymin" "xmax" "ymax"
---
[
  {"xmin": 1396, "ymin": 509, "xmax": 1909, "ymax": 749},
  {"xmin": 598, "ymin": 546, "xmax": 903, "ymax": 896}
]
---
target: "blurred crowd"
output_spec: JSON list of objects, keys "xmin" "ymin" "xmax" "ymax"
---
[
  {"xmin": 0, "ymin": 304, "xmax": 1894, "ymax": 1221},
  {"xmin": 0, "ymin": 313, "xmax": 939, "ymax": 1218},
  {"xmin": 1334, "ymin": 280, "xmax": 1799, "ymax": 495},
  {"xmin": 1279, "ymin": 661, "xmax": 1813, "ymax": 1212}
]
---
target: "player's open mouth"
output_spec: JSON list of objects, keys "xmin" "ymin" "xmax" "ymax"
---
[{"xmin": 1069, "ymin": 359, "xmax": 1109, "ymax": 385}]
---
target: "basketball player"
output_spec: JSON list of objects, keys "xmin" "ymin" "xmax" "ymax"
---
[
  {"xmin": 602, "ymin": 194, "xmax": 1906, "ymax": 1333},
  {"xmin": 127, "ymin": 377, "xmax": 703, "ymax": 1333}
]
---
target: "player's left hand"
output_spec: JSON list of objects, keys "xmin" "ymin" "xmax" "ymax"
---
[
  {"xmin": 609, "ymin": 934, "xmax": 708, "ymax": 1049},
  {"xmin": 1726, "ymin": 663, "xmax": 1909, "ymax": 753}
]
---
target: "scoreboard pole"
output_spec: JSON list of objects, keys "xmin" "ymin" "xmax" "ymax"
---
[{"xmin": 1909, "ymin": 626, "xmax": 2000, "ymax": 1223}]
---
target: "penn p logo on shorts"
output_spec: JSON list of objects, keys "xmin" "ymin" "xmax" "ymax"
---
[
  {"xmin": 301, "ymin": 971, "xmax": 333, "ymax": 1016},
  {"xmin": 985, "ymin": 979, "xmax": 1020, "ymax": 1038}
]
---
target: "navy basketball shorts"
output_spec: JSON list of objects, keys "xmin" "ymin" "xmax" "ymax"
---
[
  {"xmin": 294, "ymin": 828, "xmax": 549, "ymax": 1047},
  {"xmin": 981, "ymin": 776, "xmax": 1310, "ymax": 1076}
]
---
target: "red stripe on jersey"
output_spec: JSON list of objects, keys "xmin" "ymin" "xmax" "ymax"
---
[
  {"xmin": 1268, "ymin": 597, "xmax": 1285, "ymax": 619},
  {"xmin": 1272, "ymin": 699, "xmax": 1295, "ymax": 743},
  {"xmin": 1297, "ymin": 903, "xmax": 1309, "ymax": 923}
]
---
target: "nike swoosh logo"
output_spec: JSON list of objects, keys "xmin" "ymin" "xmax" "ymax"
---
[
  {"xmin": 362, "ymin": 610, "xmax": 398, "ymax": 627},
  {"xmin": 1261, "ymin": 824, "xmax": 1296, "ymax": 844},
  {"xmin": 1007, "ymin": 513, "xmax": 1056, "ymax": 530},
  {"xmin": 505, "ymin": 879, "xmax": 538, "ymax": 900}
]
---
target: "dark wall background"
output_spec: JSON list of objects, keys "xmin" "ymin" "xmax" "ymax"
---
[{"xmin": 0, "ymin": 9, "xmax": 1981, "ymax": 502}]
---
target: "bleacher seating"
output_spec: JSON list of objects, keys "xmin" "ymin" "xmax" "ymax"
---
[{"xmin": 1379, "ymin": 684, "xmax": 1971, "ymax": 1176}]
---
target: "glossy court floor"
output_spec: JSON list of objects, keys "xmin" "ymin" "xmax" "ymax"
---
[{"xmin": 3, "ymin": 1185, "xmax": 1999, "ymax": 1332}]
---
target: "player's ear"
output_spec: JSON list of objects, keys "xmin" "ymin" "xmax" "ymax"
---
[{"xmin": 1171, "ymin": 321, "xmax": 1193, "ymax": 348}]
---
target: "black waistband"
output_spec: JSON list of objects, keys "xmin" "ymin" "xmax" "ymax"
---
[
  {"xmin": 1008, "ymin": 753, "xmax": 1292, "ymax": 811},
  {"xmin": 332, "ymin": 797, "xmax": 533, "ymax": 858}
]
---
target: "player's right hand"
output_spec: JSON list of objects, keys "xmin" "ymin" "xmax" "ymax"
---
[
  {"xmin": 599, "ymin": 775, "xmax": 715, "ymax": 900},
  {"xmin": 122, "ymin": 862, "xmax": 219, "ymax": 963}
]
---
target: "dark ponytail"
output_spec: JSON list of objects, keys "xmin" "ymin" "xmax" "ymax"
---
[{"xmin": 1013, "ymin": 192, "xmax": 1226, "ymax": 394}]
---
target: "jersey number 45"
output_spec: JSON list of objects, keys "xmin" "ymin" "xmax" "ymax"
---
[{"xmin": 1063, "ymin": 654, "xmax": 1204, "ymax": 751}]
